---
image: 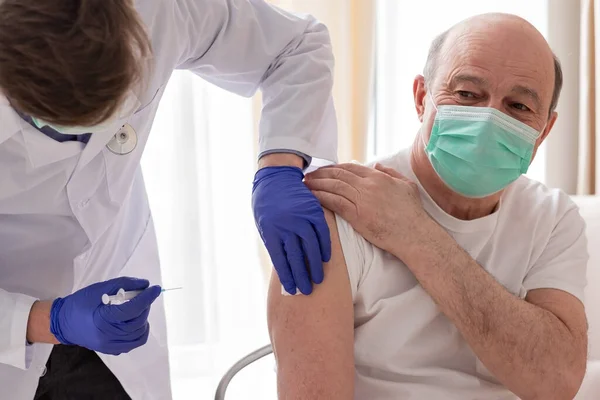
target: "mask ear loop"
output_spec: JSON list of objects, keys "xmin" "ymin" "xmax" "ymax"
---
[
  {"xmin": 422, "ymin": 93, "xmax": 438, "ymax": 150},
  {"xmin": 428, "ymin": 93, "xmax": 439, "ymax": 112}
]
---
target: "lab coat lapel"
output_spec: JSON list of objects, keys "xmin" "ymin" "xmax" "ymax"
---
[
  {"xmin": 75, "ymin": 122, "xmax": 122, "ymax": 171},
  {"xmin": 19, "ymin": 121, "xmax": 84, "ymax": 168},
  {"xmin": 0, "ymin": 95, "xmax": 22, "ymax": 146},
  {"xmin": 75, "ymin": 93, "xmax": 141, "ymax": 172},
  {"xmin": 1, "ymin": 96, "xmax": 83, "ymax": 168}
]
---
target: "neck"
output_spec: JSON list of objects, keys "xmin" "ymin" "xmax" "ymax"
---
[{"xmin": 410, "ymin": 133, "xmax": 501, "ymax": 221}]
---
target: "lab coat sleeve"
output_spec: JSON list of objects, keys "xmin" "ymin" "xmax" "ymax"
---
[
  {"xmin": 173, "ymin": 0, "xmax": 338, "ymax": 163},
  {"xmin": 0, "ymin": 289, "xmax": 38, "ymax": 369}
]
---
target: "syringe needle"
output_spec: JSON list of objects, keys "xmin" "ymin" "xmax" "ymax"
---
[{"xmin": 161, "ymin": 287, "xmax": 182, "ymax": 292}]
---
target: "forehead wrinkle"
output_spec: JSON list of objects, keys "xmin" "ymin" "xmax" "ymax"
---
[{"xmin": 449, "ymin": 73, "xmax": 490, "ymax": 88}]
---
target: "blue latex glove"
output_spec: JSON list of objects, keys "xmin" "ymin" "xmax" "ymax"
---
[
  {"xmin": 50, "ymin": 277, "xmax": 161, "ymax": 355},
  {"xmin": 252, "ymin": 166, "xmax": 331, "ymax": 295}
]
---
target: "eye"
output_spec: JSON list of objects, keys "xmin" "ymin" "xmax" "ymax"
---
[
  {"xmin": 456, "ymin": 90, "xmax": 476, "ymax": 99},
  {"xmin": 512, "ymin": 103, "xmax": 531, "ymax": 112}
]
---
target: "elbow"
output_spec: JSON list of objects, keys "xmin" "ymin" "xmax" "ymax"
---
[
  {"xmin": 304, "ymin": 14, "xmax": 332, "ymax": 44},
  {"xmin": 302, "ymin": 17, "xmax": 335, "ymax": 68},
  {"xmin": 527, "ymin": 363, "xmax": 586, "ymax": 400},
  {"xmin": 555, "ymin": 351, "xmax": 587, "ymax": 400},
  {"xmin": 557, "ymin": 364, "xmax": 587, "ymax": 400}
]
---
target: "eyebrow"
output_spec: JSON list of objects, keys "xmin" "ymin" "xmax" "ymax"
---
[
  {"xmin": 511, "ymin": 85, "xmax": 541, "ymax": 109},
  {"xmin": 449, "ymin": 74, "xmax": 542, "ymax": 109}
]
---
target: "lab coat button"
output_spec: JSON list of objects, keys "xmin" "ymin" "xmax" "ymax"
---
[
  {"xmin": 39, "ymin": 366, "xmax": 47, "ymax": 377},
  {"xmin": 78, "ymin": 199, "xmax": 90, "ymax": 208}
]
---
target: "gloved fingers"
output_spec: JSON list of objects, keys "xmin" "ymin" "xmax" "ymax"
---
[
  {"xmin": 97, "ymin": 319, "xmax": 149, "ymax": 342},
  {"xmin": 114, "ymin": 322, "xmax": 149, "ymax": 342},
  {"xmin": 103, "ymin": 307, "xmax": 151, "ymax": 335},
  {"xmin": 106, "ymin": 285, "xmax": 161, "ymax": 321},
  {"xmin": 121, "ymin": 324, "xmax": 151, "ymax": 348},
  {"xmin": 102, "ymin": 325, "xmax": 151, "ymax": 355},
  {"xmin": 93, "ymin": 277, "xmax": 150, "ymax": 297},
  {"xmin": 300, "ymin": 229, "xmax": 324, "ymax": 285},
  {"xmin": 284, "ymin": 235, "xmax": 312, "ymax": 295},
  {"xmin": 112, "ymin": 277, "xmax": 152, "ymax": 292},
  {"xmin": 267, "ymin": 241, "xmax": 296, "ymax": 295},
  {"xmin": 121, "ymin": 307, "xmax": 151, "ymax": 331},
  {"xmin": 312, "ymin": 210, "xmax": 332, "ymax": 263}
]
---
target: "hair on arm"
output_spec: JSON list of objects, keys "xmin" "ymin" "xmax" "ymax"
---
[{"xmin": 267, "ymin": 209, "xmax": 355, "ymax": 400}]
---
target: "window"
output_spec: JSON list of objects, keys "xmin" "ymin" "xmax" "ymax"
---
[{"xmin": 371, "ymin": 0, "xmax": 549, "ymax": 183}]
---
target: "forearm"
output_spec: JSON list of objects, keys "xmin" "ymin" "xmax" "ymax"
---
[
  {"xmin": 400, "ymin": 219, "xmax": 584, "ymax": 400},
  {"xmin": 26, "ymin": 301, "xmax": 59, "ymax": 345}
]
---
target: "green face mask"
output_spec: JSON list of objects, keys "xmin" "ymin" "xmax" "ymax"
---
[
  {"xmin": 424, "ymin": 101, "xmax": 541, "ymax": 198},
  {"xmin": 30, "ymin": 116, "xmax": 120, "ymax": 136},
  {"xmin": 28, "ymin": 92, "xmax": 141, "ymax": 135}
]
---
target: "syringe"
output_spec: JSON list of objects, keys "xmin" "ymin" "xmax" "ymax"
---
[{"xmin": 102, "ymin": 287, "xmax": 182, "ymax": 305}]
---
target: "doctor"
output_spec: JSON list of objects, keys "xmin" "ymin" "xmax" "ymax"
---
[{"xmin": 0, "ymin": 0, "xmax": 336, "ymax": 399}]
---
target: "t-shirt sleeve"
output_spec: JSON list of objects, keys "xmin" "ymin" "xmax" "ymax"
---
[
  {"xmin": 335, "ymin": 214, "xmax": 373, "ymax": 302},
  {"xmin": 522, "ymin": 205, "xmax": 589, "ymax": 303}
]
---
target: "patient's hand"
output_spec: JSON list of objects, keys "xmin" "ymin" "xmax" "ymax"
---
[{"xmin": 305, "ymin": 163, "xmax": 431, "ymax": 260}]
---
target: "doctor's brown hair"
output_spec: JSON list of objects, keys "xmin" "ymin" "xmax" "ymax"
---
[{"xmin": 0, "ymin": 0, "xmax": 152, "ymax": 126}]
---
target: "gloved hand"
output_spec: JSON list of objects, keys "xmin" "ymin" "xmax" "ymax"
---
[
  {"xmin": 252, "ymin": 166, "xmax": 331, "ymax": 295},
  {"xmin": 50, "ymin": 277, "xmax": 161, "ymax": 355}
]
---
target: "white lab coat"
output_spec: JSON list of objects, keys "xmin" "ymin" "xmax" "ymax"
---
[{"xmin": 0, "ymin": 0, "xmax": 337, "ymax": 398}]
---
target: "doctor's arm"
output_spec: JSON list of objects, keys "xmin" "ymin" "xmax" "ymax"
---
[
  {"xmin": 174, "ymin": 0, "xmax": 336, "ymax": 164},
  {"xmin": 172, "ymin": 0, "xmax": 336, "ymax": 296},
  {"xmin": 0, "ymin": 289, "xmax": 41, "ymax": 369},
  {"xmin": 267, "ymin": 209, "xmax": 354, "ymax": 400}
]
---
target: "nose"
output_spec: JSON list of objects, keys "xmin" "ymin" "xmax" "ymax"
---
[{"xmin": 483, "ymin": 98, "xmax": 507, "ymax": 114}]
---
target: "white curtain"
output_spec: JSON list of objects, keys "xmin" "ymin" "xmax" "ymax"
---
[
  {"xmin": 269, "ymin": 0, "xmax": 375, "ymax": 164},
  {"xmin": 546, "ymin": 0, "xmax": 599, "ymax": 195},
  {"xmin": 545, "ymin": 0, "xmax": 582, "ymax": 193},
  {"xmin": 141, "ymin": 71, "xmax": 275, "ymax": 399}
]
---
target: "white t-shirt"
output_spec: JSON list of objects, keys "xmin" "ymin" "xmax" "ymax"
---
[{"xmin": 335, "ymin": 148, "xmax": 588, "ymax": 400}]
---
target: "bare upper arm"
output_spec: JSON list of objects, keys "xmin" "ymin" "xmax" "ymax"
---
[{"xmin": 267, "ymin": 209, "xmax": 355, "ymax": 400}]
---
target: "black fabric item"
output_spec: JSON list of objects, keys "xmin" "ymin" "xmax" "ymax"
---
[
  {"xmin": 13, "ymin": 109, "xmax": 92, "ymax": 144},
  {"xmin": 34, "ymin": 345, "xmax": 131, "ymax": 400}
]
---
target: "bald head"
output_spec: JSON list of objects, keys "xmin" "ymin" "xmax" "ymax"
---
[{"xmin": 423, "ymin": 13, "xmax": 562, "ymax": 117}]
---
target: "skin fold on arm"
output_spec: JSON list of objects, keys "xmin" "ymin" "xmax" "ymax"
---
[{"xmin": 267, "ymin": 209, "xmax": 355, "ymax": 400}]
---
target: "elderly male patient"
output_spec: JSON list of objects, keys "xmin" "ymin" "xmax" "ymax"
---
[{"xmin": 267, "ymin": 13, "xmax": 589, "ymax": 400}]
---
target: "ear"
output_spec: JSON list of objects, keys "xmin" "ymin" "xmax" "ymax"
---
[
  {"xmin": 541, "ymin": 111, "xmax": 558, "ymax": 142},
  {"xmin": 413, "ymin": 75, "xmax": 427, "ymax": 123},
  {"xmin": 531, "ymin": 111, "xmax": 558, "ymax": 161}
]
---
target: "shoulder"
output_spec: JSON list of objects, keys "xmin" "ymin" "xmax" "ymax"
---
[
  {"xmin": 506, "ymin": 176, "xmax": 587, "ymax": 276},
  {"xmin": 366, "ymin": 148, "xmax": 412, "ymax": 174},
  {"xmin": 503, "ymin": 176, "xmax": 583, "ymax": 231},
  {"xmin": 512, "ymin": 179, "xmax": 589, "ymax": 303},
  {"xmin": 327, "ymin": 208, "xmax": 378, "ymax": 300}
]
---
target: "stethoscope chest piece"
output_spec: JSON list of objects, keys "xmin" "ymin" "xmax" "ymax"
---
[{"xmin": 107, "ymin": 124, "xmax": 137, "ymax": 155}]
